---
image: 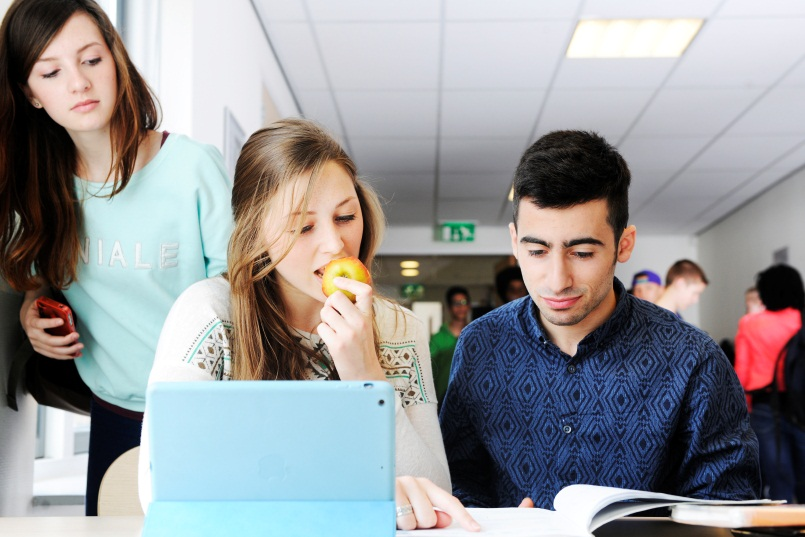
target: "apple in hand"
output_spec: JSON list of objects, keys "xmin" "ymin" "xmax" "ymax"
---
[{"xmin": 321, "ymin": 256, "xmax": 372, "ymax": 302}]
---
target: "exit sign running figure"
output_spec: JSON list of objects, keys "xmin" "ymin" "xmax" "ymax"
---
[{"xmin": 439, "ymin": 221, "xmax": 475, "ymax": 242}]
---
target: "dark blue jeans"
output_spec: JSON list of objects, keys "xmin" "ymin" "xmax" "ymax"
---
[
  {"xmin": 751, "ymin": 402, "xmax": 805, "ymax": 502},
  {"xmin": 85, "ymin": 397, "xmax": 143, "ymax": 516}
]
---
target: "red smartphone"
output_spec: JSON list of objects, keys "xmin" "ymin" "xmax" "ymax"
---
[{"xmin": 35, "ymin": 296, "xmax": 76, "ymax": 337}]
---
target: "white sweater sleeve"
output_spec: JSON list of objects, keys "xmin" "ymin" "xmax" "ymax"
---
[
  {"xmin": 138, "ymin": 277, "xmax": 232, "ymax": 513},
  {"xmin": 377, "ymin": 303, "xmax": 451, "ymax": 492}
]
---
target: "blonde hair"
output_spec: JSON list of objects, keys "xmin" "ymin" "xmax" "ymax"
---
[{"xmin": 228, "ymin": 118, "xmax": 385, "ymax": 380}]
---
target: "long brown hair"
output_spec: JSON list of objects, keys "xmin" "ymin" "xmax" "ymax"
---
[
  {"xmin": 228, "ymin": 118, "xmax": 386, "ymax": 380},
  {"xmin": 0, "ymin": 0, "xmax": 159, "ymax": 291}
]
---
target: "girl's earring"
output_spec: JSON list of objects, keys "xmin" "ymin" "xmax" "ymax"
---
[{"xmin": 32, "ymin": 100, "xmax": 41, "ymax": 108}]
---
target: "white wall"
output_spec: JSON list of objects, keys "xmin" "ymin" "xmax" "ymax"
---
[
  {"xmin": 698, "ymin": 165, "xmax": 805, "ymax": 343},
  {"xmin": 159, "ymin": 0, "xmax": 298, "ymax": 153}
]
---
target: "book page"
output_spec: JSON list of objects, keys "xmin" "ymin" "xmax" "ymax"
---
[
  {"xmin": 552, "ymin": 485, "xmax": 778, "ymax": 532},
  {"xmin": 396, "ymin": 508, "xmax": 590, "ymax": 537}
]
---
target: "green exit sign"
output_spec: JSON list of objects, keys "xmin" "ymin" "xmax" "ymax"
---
[{"xmin": 439, "ymin": 221, "xmax": 475, "ymax": 242}]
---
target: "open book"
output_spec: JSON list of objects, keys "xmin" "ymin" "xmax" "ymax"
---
[{"xmin": 398, "ymin": 484, "xmax": 775, "ymax": 537}]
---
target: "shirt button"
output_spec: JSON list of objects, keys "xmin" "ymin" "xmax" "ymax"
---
[
  {"xmin": 567, "ymin": 364, "xmax": 576, "ymax": 374},
  {"xmin": 563, "ymin": 425, "xmax": 572, "ymax": 434}
]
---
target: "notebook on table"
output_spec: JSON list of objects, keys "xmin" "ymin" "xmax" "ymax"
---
[{"xmin": 142, "ymin": 380, "xmax": 396, "ymax": 537}]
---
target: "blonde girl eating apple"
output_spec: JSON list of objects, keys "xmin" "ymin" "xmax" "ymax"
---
[{"xmin": 139, "ymin": 119, "xmax": 479, "ymax": 531}]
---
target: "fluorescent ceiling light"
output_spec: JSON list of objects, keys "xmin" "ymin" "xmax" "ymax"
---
[
  {"xmin": 401, "ymin": 269, "xmax": 419, "ymax": 277},
  {"xmin": 508, "ymin": 186, "xmax": 514, "ymax": 201},
  {"xmin": 567, "ymin": 19, "xmax": 703, "ymax": 58},
  {"xmin": 400, "ymin": 260, "xmax": 420, "ymax": 269}
]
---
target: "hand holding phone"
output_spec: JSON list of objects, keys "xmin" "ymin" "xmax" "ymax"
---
[{"xmin": 35, "ymin": 296, "xmax": 76, "ymax": 337}]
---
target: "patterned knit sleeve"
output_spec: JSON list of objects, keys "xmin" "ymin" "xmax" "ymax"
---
[
  {"xmin": 375, "ymin": 301, "xmax": 451, "ymax": 492},
  {"xmin": 673, "ymin": 338, "xmax": 761, "ymax": 500}
]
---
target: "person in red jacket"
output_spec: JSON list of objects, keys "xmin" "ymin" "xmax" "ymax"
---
[{"xmin": 735, "ymin": 264, "xmax": 805, "ymax": 502}]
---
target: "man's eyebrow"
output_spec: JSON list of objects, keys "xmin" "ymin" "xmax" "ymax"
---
[
  {"xmin": 565, "ymin": 237, "xmax": 604, "ymax": 248},
  {"xmin": 519, "ymin": 236, "xmax": 604, "ymax": 248},
  {"xmin": 520, "ymin": 236, "xmax": 549, "ymax": 247}
]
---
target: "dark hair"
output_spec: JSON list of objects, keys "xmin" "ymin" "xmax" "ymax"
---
[
  {"xmin": 755, "ymin": 264, "xmax": 804, "ymax": 312},
  {"xmin": 495, "ymin": 266, "xmax": 523, "ymax": 302},
  {"xmin": 665, "ymin": 259, "xmax": 709, "ymax": 286},
  {"xmin": 0, "ymin": 0, "xmax": 159, "ymax": 291},
  {"xmin": 512, "ymin": 130, "xmax": 630, "ymax": 242},
  {"xmin": 445, "ymin": 286, "xmax": 469, "ymax": 305}
]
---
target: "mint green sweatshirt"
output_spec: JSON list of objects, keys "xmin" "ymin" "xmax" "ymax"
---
[{"xmin": 64, "ymin": 133, "xmax": 233, "ymax": 411}]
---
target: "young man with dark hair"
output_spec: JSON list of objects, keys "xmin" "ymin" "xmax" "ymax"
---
[
  {"xmin": 439, "ymin": 130, "xmax": 760, "ymax": 509},
  {"xmin": 495, "ymin": 265, "xmax": 528, "ymax": 305}
]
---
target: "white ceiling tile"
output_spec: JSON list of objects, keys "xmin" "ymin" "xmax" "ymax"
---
[
  {"xmin": 442, "ymin": 21, "xmax": 572, "ymax": 90},
  {"xmin": 440, "ymin": 138, "xmax": 525, "ymax": 173},
  {"xmin": 728, "ymin": 87, "xmax": 805, "ymax": 136},
  {"xmin": 663, "ymin": 170, "xmax": 754, "ymax": 198},
  {"xmin": 367, "ymin": 172, "xmax": 434, "ymax": 201},
  {"xmin": 536, "ymin": 89, "xmax": 654, "ymax": 142},
  {"xmin": 630, "ymin": 88, "xmax": 763, "ymax": 137},
  {"xmin": 439, "ymin": 172, "xmax": 514, "ymax": 199},
  {"xmin": 581, "ymin": 0, "xmax": 722, "ymax": 18},
  {"xmin": 668, "ymin": 18, "xmax": 805, "ymax": 87},
  {"xmin": 336, "ymin": 91, "xmax": 438, "ymax": 137},
  {"xmin": 267, "ymin": 23, "xmax": 328, "ymax": 90},
  {"xmin": 350, "ymin": 138, "xmax": 437, "ymax": 174},
  {"xmin": 440, "ymin": 91, "xmax": 545, "ymax": 138},
  {"xmin": 553, "ymin": 58, "xmax": 675, "ymax": 89},
  {"xmin": 296, "ymin": 91, "xmax": 344, "ymax": 139},
  {"xmin": 617, "ymin": 136, "xmax": 711, "ymax": 171},
  {"xmin": 780, "ymin": 57, "xmax": 805, "ymax": 87},
  {"xmin": 315, "ymin": 23, "xmax": 440, "ymax": 90},
  {"xmin": 445, "ymin": 0, "xmax": 582, "ymax": 20},
  {"xmin": 383, "ymin": 197, "xmax": 434, "ymax": 226},
  {"xmin": 438, "ymin": 199, "xmax": 504, "ymax": 225},
  {"xmin": 768, "ymin": 141, "xmax": 805, "ymax": 173},
  {"xmin": 305, "ymin": 0, "xmax": 439, "ymax": 21},
  {"xmin": 718, "ymin": 0, "xmax": 805, "ymax": 17},
  {"xmin": 254, "ymin": 0, "xmax": 307, "ymax": 22},
  {"xmin": 689, "ymin": 135, "xmax": 805, "ymax": 170}
]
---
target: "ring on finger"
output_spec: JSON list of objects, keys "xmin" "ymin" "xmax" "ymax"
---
[{"xmin": 395, "ymin": 504, "xmax": 414, "ymax": 517}]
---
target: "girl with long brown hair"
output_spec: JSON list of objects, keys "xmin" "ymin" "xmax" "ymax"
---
[
  {"xmin": 0, "ymin": 0, "xmax": 232, "ymax": 515},
  {"xmin": 140, "ymin": 118, "xmax": 479, "ymax": 531}
]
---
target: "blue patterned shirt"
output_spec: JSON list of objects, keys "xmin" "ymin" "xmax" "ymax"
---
[{"xmin": 440, "ymin": 278, "xmax": 761, "ymax": 509}]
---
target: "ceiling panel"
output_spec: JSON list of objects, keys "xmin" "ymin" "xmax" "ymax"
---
[
  {"xmin": 439, "ymin": 138, "xmax": 526, "ymax": 174},
  {"xmin": 442, "ymin": 21, "xmax": 571, "ymax": 90},
  {"xmin": 445, "ymin": 0, "xmax": 581, "ymax": 20},
  {"xmin": 305, "ymin": 0, "xmax": 439, "ymax": 21},
  {"xmin": 441, "ymin": 90, "xmax": 545, "ymax": 139},
  {"xmin": 718, "ymin": 0, "xmax": 805, "ymax": 17},
  {"xmin": 256, "ymin": 0, "xmax": 805, "ymax": 234},
  {"xmin": 336, "ymin": 90, "xmax": 438, "ymax": 138},
  {"xmin": 630, "ymin": 88, "xmax": 763, "ymax": 137},
  {"xmin": 367, "ymin": 172, "xmax": 435, "ymax": 201},
  {"xmin": 437, "ymin": 199, "xmax": 506, "ymax": 223},
  {"xmin": 265, "ymin": 23, "xmax": 328, "ymax": 91},
  {"xmin": 554, "ymin": 59, "xmax": 675, "ymax": 89},
  {"xmin": 439, "ymin": 172, "xmax": 514, "ymax": 199},
  {"xmin": 663, "ymin": 170, "xmax": 754, "ymax": 198},
  {"xmin": 727, "ymin": 87, "xmax": 805, "ymax": 136},
  {"xmin": 668, "ymin": 18, "xmax": 805, "ymax": 87},
  {"xmin": 688, "ymin": 135, "xmax": 805, "ymax": 171},
  {"xmin": 537, "ymin": 88, "xmax": 655, "ymax": 142},
  {"xmin": 617, "ymin": 136, "xmax": 711, "ymax": 171},
  {"xmin": 350, "ymin": 138, "xmax": 436, "ymax": 175},
  {"xmin": 296, "ymin": 90, "xmax": 344, "ymax": 139},
  {"xmin": 581, "ymin": 0, "xmax": 722, "ymax": 18},
  {"xmin": 315, "ymin": 23, "xmax": 440, "ymax": 90}
]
